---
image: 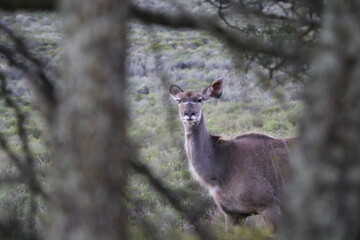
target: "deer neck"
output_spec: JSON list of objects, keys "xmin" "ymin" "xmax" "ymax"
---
[{"xmin": 183, "ymin": 113, "xmax": 220, "ymax": 187}]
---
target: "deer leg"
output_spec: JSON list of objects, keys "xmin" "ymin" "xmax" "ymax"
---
[
  {"xmin": 219, "ymin": 203, "xmax": 250, "ymax": 229},
  {"xmin": 244, "ymin": 214, "xmax": 266, "ymax": 228},
  {"xmin": 228, "ymin": 214, "xmax": 242, "ymax": 225},
  {"xmin": 224, "ymin": 214, "xmax": 231, "ymax": 231},
  {"xmin": 225, "ymin": 212, "xmax": 251, "ymax": 227},
  {"xmin": 259, "ymin": 205, "xmax": 281, "ymax": 231},
  {"xmin": 224, "ymin": 213, "xmax": 247, "ymax": 232}
]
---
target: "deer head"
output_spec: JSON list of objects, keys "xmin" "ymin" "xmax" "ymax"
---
[{"xmin": 169, "ymin": 78, "xmax": 223, "ymax": 127}]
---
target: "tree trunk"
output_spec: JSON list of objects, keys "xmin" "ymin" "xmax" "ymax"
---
[
  {"xmin": 48, "ymin": 1, "xmax": 129, "ymax": 240},
  {"xmin": 281, "ymin": 1, "xmax": 360, "ymax": 239}
]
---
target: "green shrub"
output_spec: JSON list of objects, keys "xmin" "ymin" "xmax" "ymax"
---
[
  {"xmin": 26, "ymin": 126, "xmax": 42, "ymax": 139},
  {"xmin": 148, "ymin": 42, "xmax": 172, "ymax": 52},
  {"xmin": 263, "ymin": 119, "xmax": 292, "ymax": 136},
  {"xmin": 0, "ymin": 184, "xmax": 27, "ymax": 220},
  {"xmin": 214, "ymin": 224, "xmax": 272, "ymax": 240}
]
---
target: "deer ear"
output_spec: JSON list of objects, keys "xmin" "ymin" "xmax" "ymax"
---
[
  {"xmin": 201, "ymin": 78, "xmax": 223, "ymax": 99},
  {"xmin": 169, "ymin": 85, "xmax": 184, "ymax": 98}
]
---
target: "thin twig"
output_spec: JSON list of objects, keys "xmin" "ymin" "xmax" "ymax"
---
[
  {"xmin": 268, "ymin": 58, "xmax": 287, "ymax": 79},
  {"xmin": 130, "ymin": 4, "xmax": 301, "ymax": 61},
  {"xmin": 232, "ymin": 1, "xmax": 321, "ymax": 28},
  {"xmin": 205, "ymin": 0, "xmax": 231, "ymax": 10},
  {"xmin": 0, "ymin": 71, "xmax": 48, "ymax": 200},
  {"xmin": 0, "ymin": 131, "xmax": 48, "ymax": 200},
  {"xmin": 218, "ymin": 2, "xmax": 247, "ymax": 33},
  {"xmin": 129, "ymin": 159, "xmax": 216, "ymax": 240},
  {"xmin": 0, "ymin": 22, "xmax": 57, "ymax": 109}
]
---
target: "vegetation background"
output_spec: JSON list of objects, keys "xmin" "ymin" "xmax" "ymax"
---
[
  {"xmin": 0, "ymin": 4, "xmax": 300, "ymax": 239},
  {"xmin": 1, "ymin": 0, "xmax": 359, "ymax": 240}
]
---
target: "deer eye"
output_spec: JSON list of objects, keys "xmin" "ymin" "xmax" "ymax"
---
[
  {"xmin": 176, "ymin": 99, "xmax": 182, "ymax": 104},
  {"xmin": 197, "ymin": 98, "xmax": 203, "ymax": 103}
]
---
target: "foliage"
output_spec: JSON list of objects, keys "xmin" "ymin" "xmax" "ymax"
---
[{"xmin": 0, "ymin": 6, "xmax": 301, "ymax": 240}]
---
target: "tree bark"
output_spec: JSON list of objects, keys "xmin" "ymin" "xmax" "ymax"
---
[
  {"xmin": 48, "ymin": 1, "xmax": 129, "ymax": 240},
  {"xmin": 281, "ymin": 1, "xmax": 360, "ymax": 239}
]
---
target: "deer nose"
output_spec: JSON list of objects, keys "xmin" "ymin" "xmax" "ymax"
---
[{"xmin": 184, "ymin": 112, "xmax": 195, "ymax": 117}]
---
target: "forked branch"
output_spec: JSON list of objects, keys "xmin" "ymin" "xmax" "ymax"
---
[
  {"xmin": 130, "ymin": 4, "xmax": 300, "ymax": 60},
  {"xmin": 0, "ymin": 71, "xmax": 48, "ymax": 200},
  {"xmin": 0, "ymin": 22, "xmax": 57, "ymax": 112}
]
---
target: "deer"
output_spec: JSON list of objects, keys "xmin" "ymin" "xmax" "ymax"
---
[{"xmin": 169, "ymin": 78, "xmax": 294, "ymax": 230}]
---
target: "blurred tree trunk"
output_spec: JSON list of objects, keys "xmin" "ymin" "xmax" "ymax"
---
[
  {"xmin": 281, "ymin": 1, "xmax": 360, "ymax": 239},
  {"xmin": 47, "ymin": 1, "xmax": 129, "ymax": 240}
]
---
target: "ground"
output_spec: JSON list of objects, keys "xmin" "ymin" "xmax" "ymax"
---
[{"xmin": 0, "ymin": 5, "xmax": 301, "ymax": 239}]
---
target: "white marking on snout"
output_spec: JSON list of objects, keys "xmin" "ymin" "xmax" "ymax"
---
[
  {"xmin": 209, "ymin": 185, "xmax": 220, "ymax": 197},
  {"xmin": 182, "ymin": 115, "xmax": 197, "ymax": 121}
]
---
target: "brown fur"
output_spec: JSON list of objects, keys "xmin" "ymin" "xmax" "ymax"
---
[{"xmin": 169, "ymin": 79, "xmax": 293, "ymax": 230}]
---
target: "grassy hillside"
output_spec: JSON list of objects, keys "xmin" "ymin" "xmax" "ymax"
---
[{"xmin": 0, "ymin": 7, "xmax": 302, "ymax": 239}]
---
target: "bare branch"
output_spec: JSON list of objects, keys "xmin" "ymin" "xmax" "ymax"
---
[
  {"xmin": 205, "ymin": 0, "xmax": 231, "ymax": 10},
  {"xmin": 0, "ymin": 74, "xmax": 33, "ymax": 168},
  {"xmin": 231, "ymin": 1, "xmax": 321, "ymax": 28},
  {"xmin": 0, "ymin": 22, "xmax": 57, "ymax": 112},
  {"xmin": 129, "ymin": 159, "xmax": 215, "ymax": 240},
  {"xmin": 0, "ymin": 131, "xmax": 48, "ymax": 199},
  {"xmin": 217, "ymin": 2, "xmax": 247, "ymax": 33},
  {"xmin": 0, "ymin": 0, "xmax": 57, "ymax": 11},
  {"xmin": 130, "ymin": 4, "xmax": 300, "ymax": 60},
  {"xmin": 0, "ymin": 71, "xmax": 49, "ymax": 200},
  {"xmin": 0, "ymin": 219, "xmax": 39, "ymax": 240}
]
